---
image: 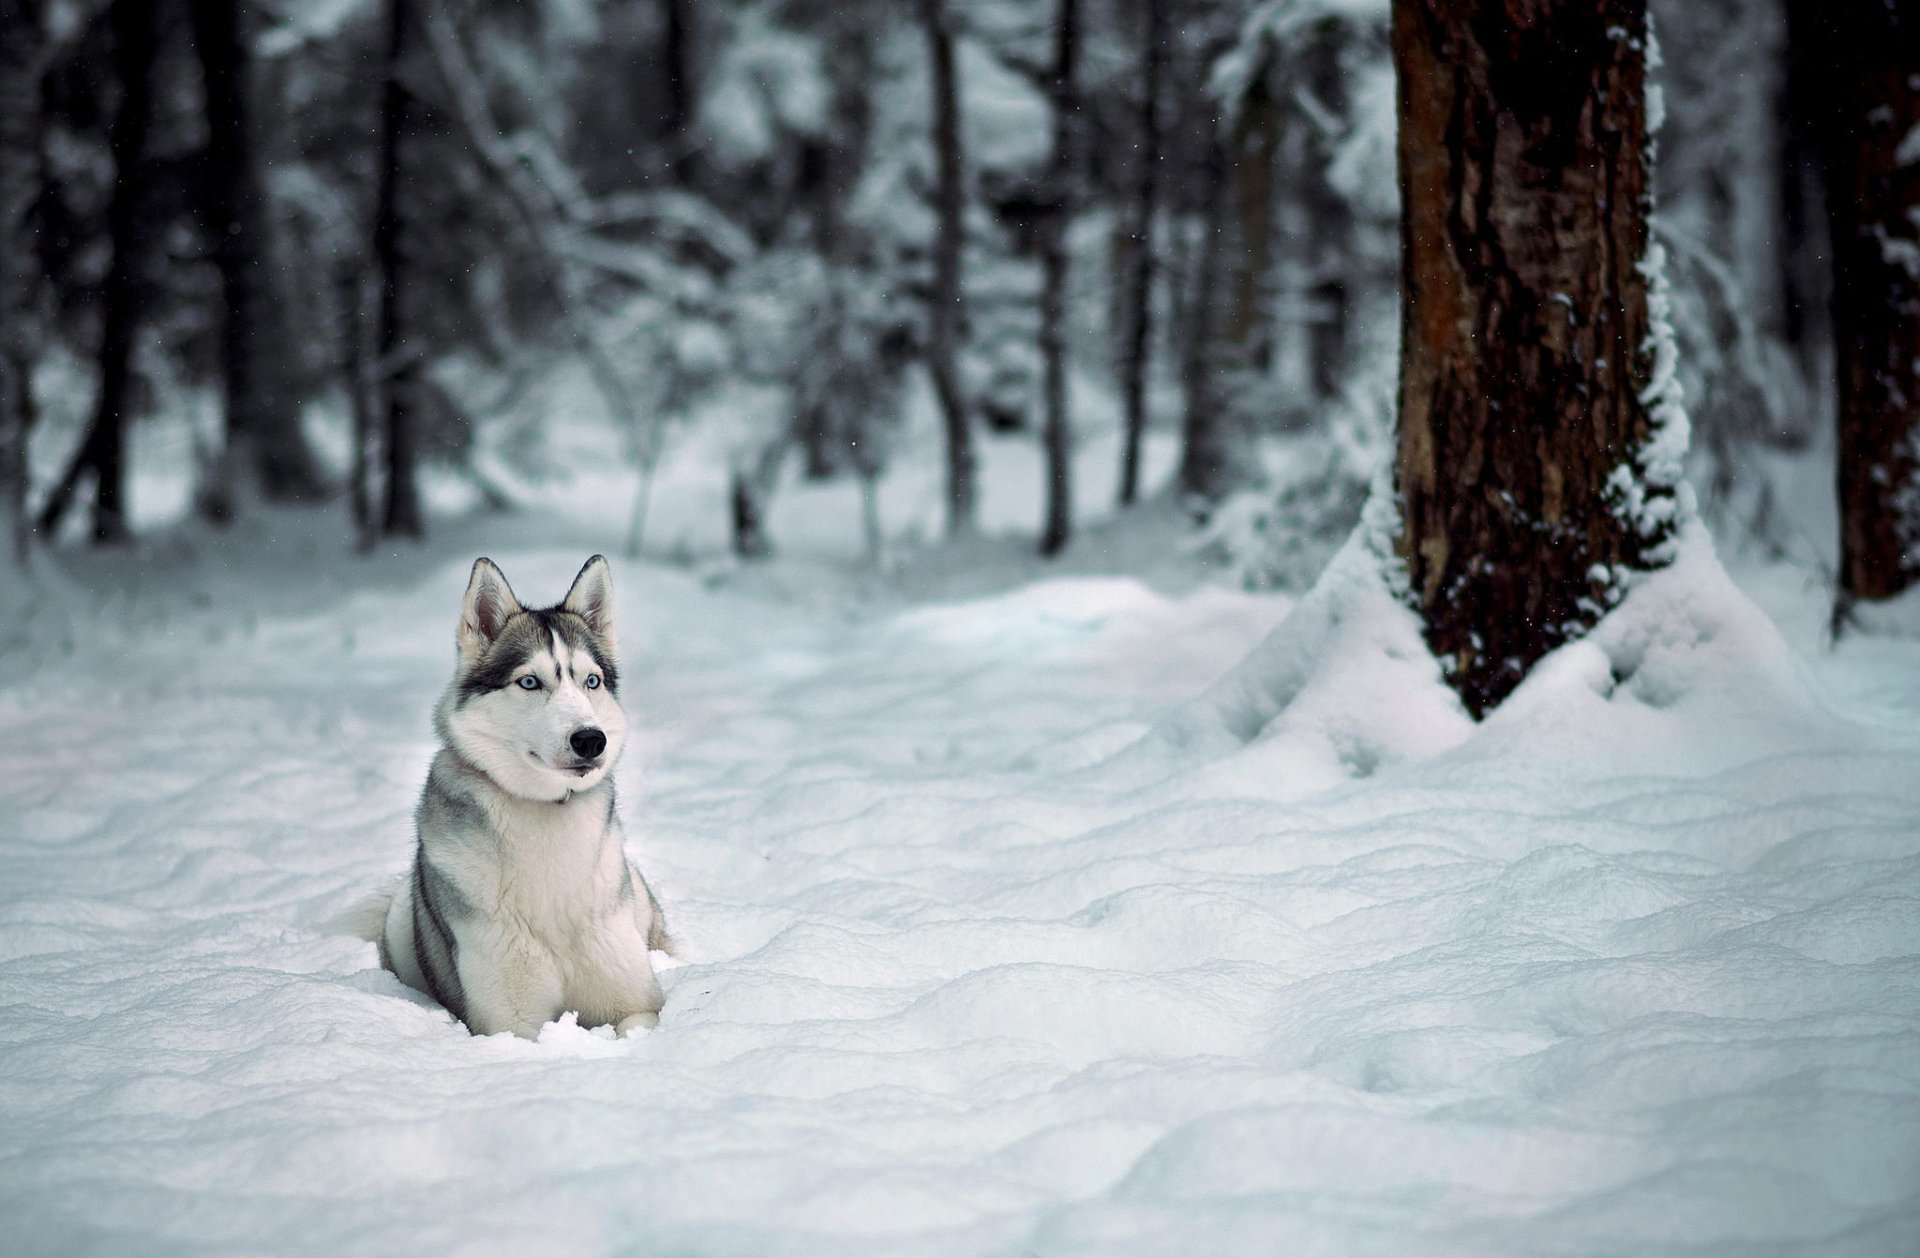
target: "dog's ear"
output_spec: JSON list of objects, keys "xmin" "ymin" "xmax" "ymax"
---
[
  {"xmin": 458, "ymin": 558, "xmax": 521, "ymax": 659},
  {"xmin": 563, "ymin": 554, "xmax": 615, "ymax": 643}
]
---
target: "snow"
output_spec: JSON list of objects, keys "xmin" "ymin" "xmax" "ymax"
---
[{"xmin": 4, "ymin": 458, "xmax": 1920, "ymax": 1252}]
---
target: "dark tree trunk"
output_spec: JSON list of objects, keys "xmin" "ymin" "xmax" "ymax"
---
[
  {"xmin": 191, "ymin": 0, "xmax": 327, "ymax": 523},
  {"xmin": 661, "ymin": 0, "xmax": 693, "ymax": 178},
  {"xmin": 1117, "ymin": 0, "xmax": 1168, "ymax": 508},
  {"xmin": 917, "ymin": 0, "xmax": 975, "ymax": 535},
  {"xmin": 1178, "ymin": 133, "xmax": 1257, "ymax": 503},
  {"xmin": 1806, "ymin": 4, "xmax": 1920, "ymax": 615},
  {"xmin": 38, "ymin": 0, "xmax": 156, "ymax": 545},
  {"xmin": 0, "ymin": 0, "xmax": 45, "ymax": 565},
  {"xmin": 1393, "ymin": 0, "xmax": 1679, "ymax": 717},
  {"xmin": 729, "ymin": 440, "xmax": 787, "ymax": 560},
  {"xmin": 1778, "ymin": 0, "xmax": 1831, "ymax": 387},
  {"xmin": 375, "ymin": 0, "xmax": 423, "ymax": 539},
  {"xmin": 1223, "ymin": 76, "xmax": 1281, "ymax": 383},
  {"xmin": 1036, "ymin": 0, "xmax": 1079, "ymax": 558},
  {"xmin": 1302, "ymin": 29, "xmax": 1352, "ymax": 405}
]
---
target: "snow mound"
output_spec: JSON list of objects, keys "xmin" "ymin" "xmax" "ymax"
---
[{"xmin": 1133, "ymin": 518, "xmax": 1833, "ymax": 799}]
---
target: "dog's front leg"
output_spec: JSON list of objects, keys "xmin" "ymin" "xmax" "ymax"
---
[{"xmin": 456, "ymin": 936, "xmax": 565, "ymax": 1039}]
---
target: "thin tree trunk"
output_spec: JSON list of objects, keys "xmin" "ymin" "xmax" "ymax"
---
[
  {"xmin": 340, "ymin": 264, "xmax": 378, "ymax": 550},
  {"xmin": 1117, "ymin": 0, "xmax": 1167, "ymax": 508},
  {"xmin": 1224, "ymin": 76, "xmax": 1282, "ymax": 389},
  {"xmin": 1809, "ymin": 3, "xmax": 1920, "ymax": 616},
  {"xmin": 39, "ymin": 0, "xmax": 155, "ymax": 544},
  {"xmin": 662, "ymin": 0, "xmax": 692, "ymax": 178},
  {"xmin": 917, "ymin": 0, "xmax": 975, "ymax": 536},
  {"xmin": 191, "ymin": 0, "xmax": 327, "ymax": 524},
  {"xmin": 729, "ymin": 439, "xmax": 787, "ymax": 560},
  {"xmin": 374, "ymin": 0, "xmax": 423, "ymax": 539},
  {"xmin": 1177, "ymin": 134, "xmax": 1255, "ymax": 503},
  {"xmin": 1036, "ymin": 0, "xmax": 1079, "ymax": 557},
  {"xmin": 1393, "ymin": 0, "xmax": 1679, "ymax": 717},
  {"xmin": 0, "ymin": 0, "xmax": 45, "ymax": 566}
]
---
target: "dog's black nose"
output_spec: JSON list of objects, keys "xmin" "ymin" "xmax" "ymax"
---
[{"xmin": 570, "ymin": 727, "xmax": 606, "ymax": 760}]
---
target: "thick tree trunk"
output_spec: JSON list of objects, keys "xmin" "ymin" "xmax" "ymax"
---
[
  {"xmin": 1036, "ymin": 0, "xmax": 1079, "ymax": 558},
  {"xmin": 917, "ymin": 0, "xmax": 975, "ymax": 536},
  {"xmin": 1117, "ymin": 0, "xmax": 1168, "ymax": 508},
  {"xmin": 39, "ymin": 0, "xmax": 155, "ymax": 544},
  {"xmin": 191, "ymin": 0, "xmax": 327, "ymax": 523},
  {"xmin": 375, "ymin": 0, "xmax": 423, "ymax": 539},
  {"xmin": 0, "ymin": 0, "xmax": 45, "ymax": 566},
  {"xmin": 1393, "ymin": 0, "xmax": 1679, "ymax": 717},
  {"xmin": 1808, "ymin": 4, "xmax": 1920, "ymax": 613}
]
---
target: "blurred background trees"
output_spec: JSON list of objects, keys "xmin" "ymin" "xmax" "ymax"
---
[{"xmin": 0, "ymin": 0, "xmax": 1914, "ymax": 620}]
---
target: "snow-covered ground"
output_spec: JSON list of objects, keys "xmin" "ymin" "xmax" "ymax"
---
[{"xmin": 3, "ymin": 438, "xmax": 1919, "ymax": 1254}]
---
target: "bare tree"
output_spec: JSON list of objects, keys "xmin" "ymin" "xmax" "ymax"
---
[
  {"xmin": 374, "ymin": 0, "xmax": 423, "ymax": 539},
  {"xmin": 1393, "ymin": 0, "xmax": 1679, "ymax": 716},
  {"xmin": 917, "ymin": 0, "xmax": 976, "ymax": 536},
  {"xmin": 0, "ymin": 0, "xmax": 45, "ymax": 566},
  {"xmin": 37, "ymin": 0, "xmax": 156, "ymax": 545},
  {"xmin": 1036, "ymin": 0, "xmax": 1080, "ymax": 557},
  {"xmin": 1116, "ymin": 0, "xmax": 1168, "ymax": 508},
  {"xmin": 191, "ymin": 0, "xmax": 329, "ymax": 524},
  {"xmin": 1800, "ymin": 1, "xmax": 1920, "ymax": 618}
]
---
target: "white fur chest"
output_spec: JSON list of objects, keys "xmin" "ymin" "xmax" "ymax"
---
[{"xmin": 440, "ymin": 785, "xmax": 625, "ymax": 946}]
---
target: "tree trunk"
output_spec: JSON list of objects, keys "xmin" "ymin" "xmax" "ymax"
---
[
  {"xmin": 1393, "ymin": 0, "xmax": 1680, "ymax": 717},
  {"xmin": 191, "ymin": 0, "xmax": 328, "ymax": 524},
  {"xmin": 1178, "ymin": 133, "xmax": 1257, "ymax": 503},
  {"xmin": 729, "ymin": 439, "xmax": 787, "ymax": 560},
  {"xmin": 1808, "ymin": 4, "xmax": 1920, "ymax": 615},
  {"xmin": 38, "ymin": 0, "xmax": 156, "ymax": 545},
  {"xmin": 375, "ymin": 0, "xmax": 423, "ymax": 539},
  {"xmin": 1778, "ymin": 0, "xmax": 1832, "ymax": 390},
  {"xmin": 917, "ymin": 0, "xmax": 975, "ymax": 536},
  {"xmin": 1116, "ymin": 0, "xmax": 1168, "ymax": 508},
  {"xmin": 661, "ymin": 0, "xmax": 693, "ymax": 179},
  {"xmin": 0, "ymin": 0, "xmax": 45, "ymax": 566},
  {"xmin": 1036, "ymin": 0, "xmax": 1079, "ymax": 558}
]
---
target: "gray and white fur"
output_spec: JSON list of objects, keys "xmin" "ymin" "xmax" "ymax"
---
[{"xmin": 381, "ymin": 554, "xmax": 671, "ymax": 1037}]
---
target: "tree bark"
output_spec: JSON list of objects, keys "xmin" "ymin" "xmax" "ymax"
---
[
  {"xmin": 1036, "ymin": 0, "xmax": 1079, "ymax": 558},
  {"xmin": 1116, "ymin": 0, "xmax": 1167, "ymax": 508},
  {"xmin": 191, "ymin": 0, "xmax": 328, "ymax": 524},
  {"xmin": 917, "ymin": 0, "xmax": 976, "ymax": 536},
  {"xmin": 1178, "ymin": 131, "xmax": 1258, "ymax": 503},
  {"xmin": 1393, "ymin": 0, "xmax": 1679, "ymax": 717},
  {"xmin": 1807, "ymin": 3, "xmax": 1920, "ymax": 614},
  {"xmin": 375, "ymin": 0, "xmax": 423, "ymax": 539},
  {"xmin": 0, "ymin": 0, "xmax": 45, "ymax": 566},
  {"xmin": 38, "ymin": 0, "xmax": 156, "ymax": 545}
]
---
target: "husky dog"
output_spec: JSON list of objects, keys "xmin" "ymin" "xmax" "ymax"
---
[{"xmin": 382, "ymin": 555, "xmax": 671, "ymax": 1038}]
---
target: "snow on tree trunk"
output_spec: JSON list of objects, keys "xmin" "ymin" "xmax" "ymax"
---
[
  {"xmin": 1812, "ymin": 3, "xmax": 1920, "ymax": 613},
  {"xmin": 191, "ymin": 0, "xmax": 329, "ymax": 522},
  {"xmin": 917, "ymin": 0, "xmax": 976, "ymax": 537},
  {"xmin": 1392, "ymin": 0, "xmax": 1683, "ymax": 717}
]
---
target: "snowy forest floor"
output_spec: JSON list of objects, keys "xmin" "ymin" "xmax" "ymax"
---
[{"xmin": 3, "ymin": 434, "xmax": 1920, "ymax": 1255}]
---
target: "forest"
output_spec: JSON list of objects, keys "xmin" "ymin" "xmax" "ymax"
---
[{"xmin": 0, "ymin": 0, "xmax": 1918, "ymax": 1254}]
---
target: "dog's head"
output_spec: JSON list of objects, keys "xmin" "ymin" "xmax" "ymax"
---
[{"xmin": 437, "ymin": 555, "xmax": 629, "ymax": 802}]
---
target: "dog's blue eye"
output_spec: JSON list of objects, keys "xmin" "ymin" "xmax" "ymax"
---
[
  {"xmin": 516, "ymin": 675, "xmax": 541, "ymax": 691},
  {"xmin": 584, "ymin": 674, "xmax": 601, "ymax": 690}
]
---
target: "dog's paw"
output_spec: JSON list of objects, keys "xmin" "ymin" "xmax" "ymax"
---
[{"xmin": 616, "ymin": 1010, "xmax": 659, "ymax": 1036}]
